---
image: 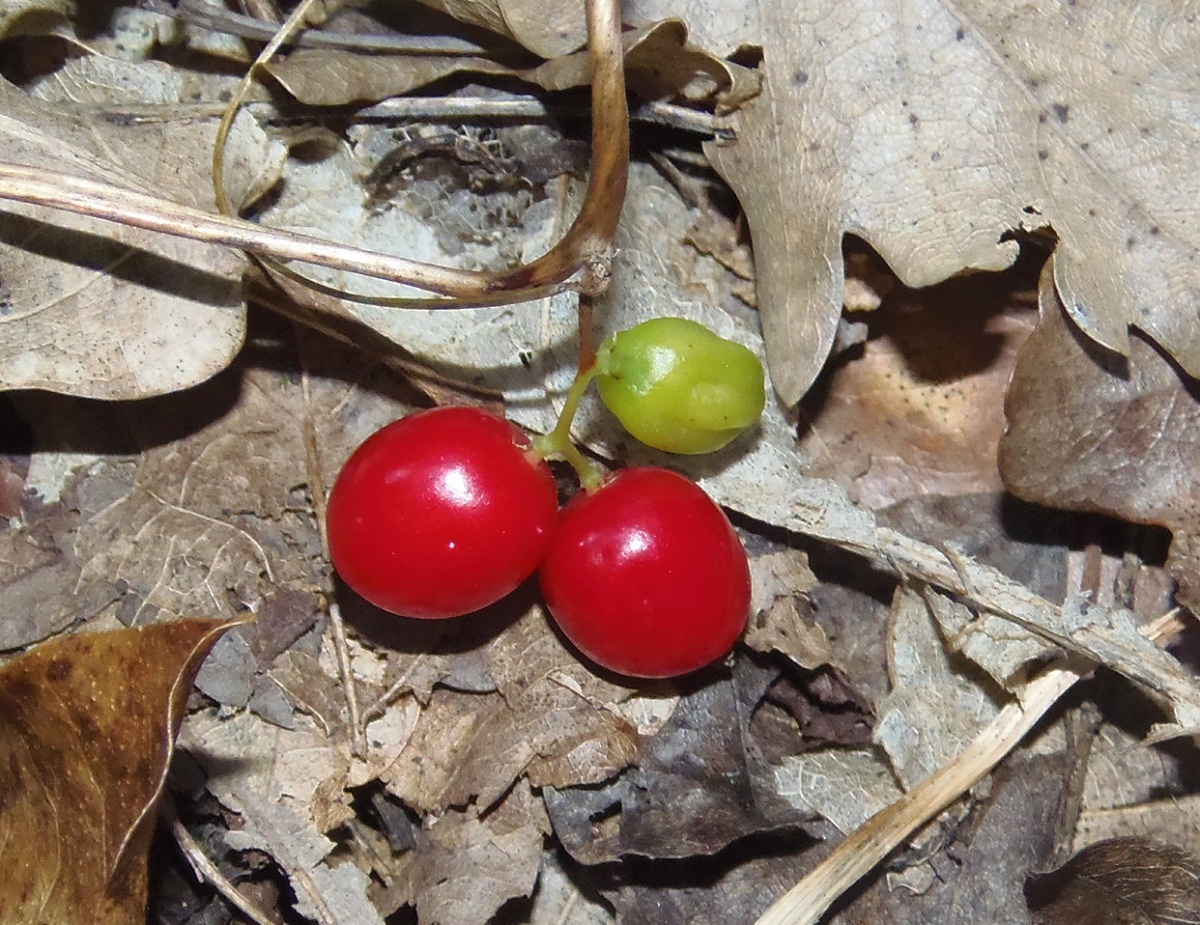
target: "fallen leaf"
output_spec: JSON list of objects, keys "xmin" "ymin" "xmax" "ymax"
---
[
  {"xmin": 0, "ymin": 64, "xmax": 282, "ymax": 397},
  {"xmin": 701, "ymin": 2, "xmax": 1200, "ymax": 404},
  {"xmin": 544, "ymin": 665, "xmax": 814, "ymax": 865},
  {"xmin": 267, "ymin": 19, "xmax": 744, "ymax": 106},
  {"xmin": 1001, "ymin": 256, "xmax": 1200, "ymax": 609},
  {"xmin": 403, "ymin": 779, "xmax": 549, "ymax": 925},
  {"xmin": 25, "ymin": 327, "xmax": 416, "ymax": 626},
  {"xmin": 180, "ymin": 708, "xmax": 387, "ymax": 925},
  {"xmin": 413, "ymin": 0, "xmax": 587, "ymax": 58},
  {"xmin": 745, "ymin": 548, "xmax": 831, "ymax": 670},
  {"xmin": 380, "ymin": 606, "xmax": 639, "ymax": 814},
  {"xmin": 0, "ymin": 525, "xmax": 84, "ymax": 651},
  {"xmin": 0, "ymin": 617, "xmax": 240, "ymax": 925},
  {"xmin": 876, "ymin": 586, "xmax": 1004, "ymax": 788},
  {"xmin": 263, "ymin": 48, "xmax": 514, "ymax": 107},
  {"xmin": 774, "ymin": 747, "xmax": 904, "ymax": 835}
]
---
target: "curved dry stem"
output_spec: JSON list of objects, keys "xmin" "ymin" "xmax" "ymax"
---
[
  {"xmin": 212, "ymin": 0, "xmax": 320, "ymax": 217},
  {"xmin": 212, "ymin": 0, "xmax": 628, "ymax": 305},
  {"xmin": 480, "ymin": 0, "xmax": 630, "ymax": 297},
  {"xmin": 0, "ymin": 0, "xmax": 627, "ymax": 308},
  {"xmin": 0, "ymin": 164, "xmax": 520, "ymax": 300}
]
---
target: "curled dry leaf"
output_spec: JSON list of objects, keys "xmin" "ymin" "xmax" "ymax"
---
[
  {"xmin": 1025, "ymin": 837, "xmax": 1200, "ymax": 925},
  {"xmin": 379, "ymin": 606, "xmax": 639, "ymax": 814},
  {"xmin": 265, "ymin": 20, "xmax": 750, "ymax": 107},
  {"xmin": 745, "ymin": 549, "xmax": 832, "ymax": 670},
  {"xmin": 702, "ymin": 2, "xmax": 1200, "ymax": 405},
  {"xmin": 0, "ymin": 618, "xmax": 241, "ymax": 925},
  {"xmin": 545, "ymin": 667, "xmax": 815, "ymax": 866},
  {"xmin": 1001, "ymin": 256, "xmax": 1200, "ymax": 610}
]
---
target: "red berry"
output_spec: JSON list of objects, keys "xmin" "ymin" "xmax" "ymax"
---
[
  {"xmin": 540, "ymin": 467, "xmax": 750, "ymax": 678},
  {"xmin": 327, "ymin": 407, "xmax": 558, "ymax": 619}
]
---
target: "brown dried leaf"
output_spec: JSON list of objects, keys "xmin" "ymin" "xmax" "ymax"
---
[
  {"xmin": 545, "ymin": 666, "xmax": 814, "ymax": 866},
  {"xmin": 265, "ymin": 21, "xmax": 746, "ymax": 109},
  {"xmin": 402, "ymin": 779, "xmax": 549, "ymax": 925},
  {"xmin": 0, "ymin": 525, "xmax": 83, "ymax": 651},
  {"xmin": 795, "ymin": 282, "xmax": 1035, "ymax": 510},
  {"xmin": 413, "ymin": 0, "xmax": 586, "ymax": 58},
  {"xmin": 745, "ymin": 549, "xmax": 831, "ymax": 670},
  {"xmin": 0, "ymin": 66, "xmax": 280, "ymax": 397},
  {"xmin": 703, "ymin": 3, "xmax": 1200, "ymax": 405},
  {"xmin": 1001, "ymin": 258, "xmax": 1200, "ymax": 608},
  {"xmin": 263, "ymin": 49, "xmax": 512, "ymax": 106},
  {"xmin": 0, "ymin": 618, "xmax": 240, "ymax": 925},
  {"xmin": 180, "ymin": 708, "xmax": 387, "ymax": 925},
  {"xmin": 382, "ymin": 607, "xmax": 639, "ymax": 814}
]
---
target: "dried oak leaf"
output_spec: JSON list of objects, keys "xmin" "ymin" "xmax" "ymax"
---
[
  {"xmin": 1025, "ymin": 837, "xmax": 1200, "ymax": 925},
  {"xmin": 0, "ymin": 618, "xmax": 239, "ymax": 925},
  {"xmin": 1000, "ymin": 258, "xmax": 1200, "ymax": 609},
  {"xmin": 700, "ymin": 2, "xmax": 1200, "ymax": 404}
]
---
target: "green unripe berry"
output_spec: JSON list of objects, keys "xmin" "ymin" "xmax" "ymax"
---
[{"xmin": 596, "ymin": 317, "xmax": 766, "ymax": 455}]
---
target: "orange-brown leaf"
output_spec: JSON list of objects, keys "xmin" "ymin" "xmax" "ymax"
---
[{"xmin": 0, "ymin": 618, "xmax": 242, "ymax": 925}]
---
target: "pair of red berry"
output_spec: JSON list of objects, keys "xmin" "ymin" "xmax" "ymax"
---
[{"xmin": 325, "ymin": 406, "xmax": 751, "ymax": 678}]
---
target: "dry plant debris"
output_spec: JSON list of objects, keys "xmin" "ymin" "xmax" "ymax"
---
[{"xmin": 0, "ymin": 3, "xmax": 1198, "ymax": 925}]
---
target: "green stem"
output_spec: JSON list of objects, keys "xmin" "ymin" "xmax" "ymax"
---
[{"xmin": 531, "ymin": 366, "xmax": 604, "ymax": 491}]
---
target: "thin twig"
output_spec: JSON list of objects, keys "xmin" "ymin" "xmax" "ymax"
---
[
  {"xmin": 755, "ymin": 657, "xmax": 1089, "ymax": 925},
  {"xmin": 212, "ymin": 0, "xmax": 325, "ymax": 217},
  {"xmin": 753, "ymin": 613, "xmax": 1187, "ymax": 925},
  {"xmin": 297, "ymin": 328, "xmax": 366, "ymax": 757},
  {"xmin": 0, "ymin": 163, "xmax": 532, "ymax": 299},
  {"xmin": 355, "ymin": 97, "xmax": 733, "ymax": 138},
  {"xmin": 326, "ymin": 603, "xmax": 366, "ymax": 758},
  {"xmin": 163, "ymin": 797, "xmax": 281, "ymax": 925}
]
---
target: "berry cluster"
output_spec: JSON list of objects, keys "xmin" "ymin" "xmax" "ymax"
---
[{"xmin": 326, "ymin": 318, "xmax": 766, "ymax": 679}]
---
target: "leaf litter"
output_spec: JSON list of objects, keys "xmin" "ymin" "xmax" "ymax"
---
[{"xmin": 0, "ymin": 3, "xmax": 1198, "ymax": 925}]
